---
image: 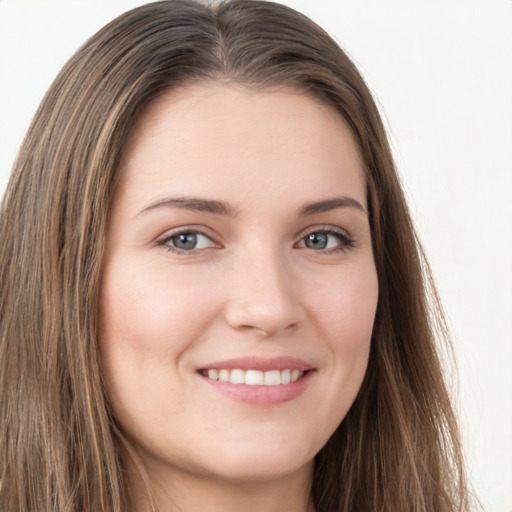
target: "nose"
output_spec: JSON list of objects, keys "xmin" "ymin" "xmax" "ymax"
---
[{"xmin": 224, "ymin": 248, "xmax": 306, "ymax": 337}]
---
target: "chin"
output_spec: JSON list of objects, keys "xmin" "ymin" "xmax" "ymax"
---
[{"xmin": 196, "ymin": 441, "xmax": 316, "ymax": 484}]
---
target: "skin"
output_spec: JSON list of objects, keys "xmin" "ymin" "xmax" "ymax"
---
[{"xmin": 99, "ymin": 83, "xmax": 379, "ymax": 512}]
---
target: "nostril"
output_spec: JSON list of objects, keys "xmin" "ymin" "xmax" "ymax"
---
[{"xmin": 234, "ymin": 321, "xmax": 298, "ymax": 338}]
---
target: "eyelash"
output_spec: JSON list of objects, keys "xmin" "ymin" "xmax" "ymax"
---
[
  {"xmin": 155, "ymin": 226, "xmax": 355, "ymax": 255},
  {"xmin": 155, "ymin": 227, "xmax": 218, "ymax": 254},
  {"xmin": 296, "ymin": 227, "xmax": 356, "ymax": 253}
]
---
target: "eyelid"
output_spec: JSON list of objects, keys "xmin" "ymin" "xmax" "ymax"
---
[
  {"xmin": 155, "ymin": 225, "xmax": 221, "ymax": 253},
  {"xmin": 154, "ymin": 224, "xmax": 355, "ymax": 255},
  {"xmin": 295, "ymin": 225, "xmax": 355, "ymax": 252},
  {"xmin": 296, "ymin": 224, "xmax": 352, "ymax": 240}
]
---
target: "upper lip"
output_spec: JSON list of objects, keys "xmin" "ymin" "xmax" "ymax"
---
[{"xmin": 198, "ymin": 356, "xmax": 314, "ymax": 372}]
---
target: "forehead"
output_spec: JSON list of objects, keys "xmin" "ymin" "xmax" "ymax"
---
[{"xmin": 115, "ymin": 82, "xmax": 366, "ymax": 212}]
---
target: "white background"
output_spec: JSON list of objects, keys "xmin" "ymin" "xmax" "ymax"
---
[{"xmin": 1, "ymin": 1, "xmax": 511, "ymax": 510}]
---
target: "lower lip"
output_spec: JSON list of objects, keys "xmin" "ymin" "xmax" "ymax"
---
[{"xmin": 199, "ymin": 371, "xmax": 314, "ymax": 406}]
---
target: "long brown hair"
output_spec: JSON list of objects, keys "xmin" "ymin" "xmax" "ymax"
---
[{"xmin": 0, "ymin": 1, "xmax": 472, "ymax": 510}]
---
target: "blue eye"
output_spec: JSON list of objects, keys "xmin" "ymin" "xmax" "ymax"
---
[
  {"xmin": 159, "ymin": 231, "xmax": 216, "ymax": 252},
  {"xmin": 304, "ymin": 232, "xmax": 329, "ymax": 250},
  {"xmin": 172, "ymin": 232, "xmax": 198, "ymax": 250},
  {"xmin": 298, "ymin": 229, "xmax": 354, "ymax": 252}
]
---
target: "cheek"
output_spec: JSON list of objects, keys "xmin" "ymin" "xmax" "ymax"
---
[
  {"xmin": 97, "ymin": 261, "xmax": 218, "ymax": 412},
  {"xmin": 292, "ymin": 261, "xmax": 378, "ymax": 448},
  {"xmin": 311, "ymin": 262, "xmax": 378, "ymax": 352},
  {"xmin": 312, "ymin": 261, "xmax": 377, "ymax": 393},
  {"xmin": 100, "ymin": 261, "xmax": 214, "ymax": 353}
]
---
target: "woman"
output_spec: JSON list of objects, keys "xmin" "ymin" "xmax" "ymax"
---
[{"xmin": 0, "ymin": 1, "xmax": 472, "ymax": 511}]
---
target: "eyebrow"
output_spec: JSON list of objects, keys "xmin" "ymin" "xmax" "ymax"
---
[
  {"xmin": 299, "ymin": 196, "xmax": 367, "ymax": 216},
  {"xmin": 137, "ymin": 195, "xmax": 366, "ymax": 218},
  {"xmin": 137, "ymin": 197, "xmax": 238, "ymax": 217}
]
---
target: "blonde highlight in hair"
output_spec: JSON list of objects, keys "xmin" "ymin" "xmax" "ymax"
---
[{"xmin": 1, "ymin": 1, "xmax": 473, "ymax": 510}]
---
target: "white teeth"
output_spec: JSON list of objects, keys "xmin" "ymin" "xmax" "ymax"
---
[
  {"xmin": 207, "ymin": 369, "xmax": 219, "ymax": 380},
  {"xmin": 204, "ymin": 368, "xmax": 305, "ymax": 385},
  {"xmin": 218, "ymin": 369, "xmax": 230, "ymax": 382},
  {"xmin": 229, "ymin": 369, "xmax": 245, "ymax": 384},
  {"xmin": 264, "ymin": 370, "xmax": 281, "ymax": 386},
  {"xmin": 245, "ymin": 370, "xmax": 264, "ymax": 385},
  {"xmin": 290, "ymin": 369, "xmax": 301, "ymax": 382}
]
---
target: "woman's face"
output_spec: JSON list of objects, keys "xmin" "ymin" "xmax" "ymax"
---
[{"xmin": 100, "ymin": 84, "xmax": 378, "ymax": 487}]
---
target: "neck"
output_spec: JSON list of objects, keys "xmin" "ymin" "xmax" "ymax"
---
[{"xmin": 125, "ymin": 457, "xmax": 314, "ymax": 512}]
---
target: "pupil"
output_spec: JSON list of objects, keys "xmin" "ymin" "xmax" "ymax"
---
[
  {"xmin": 175, "ymin": 233, "xmax": 197, "ymax": 250},
  {"xmin": 306, "ymin": 233, "xmax": 327, "ymax": 249}
]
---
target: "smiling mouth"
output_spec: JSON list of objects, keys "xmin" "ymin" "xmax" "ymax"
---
[{"xmin": 199, "ymin": 368, "xmax": 307, "ymax": 386}]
